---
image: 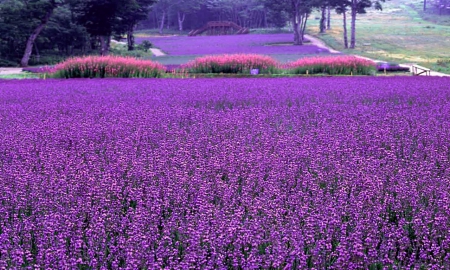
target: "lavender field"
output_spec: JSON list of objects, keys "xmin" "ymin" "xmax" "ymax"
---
[
  {"xmin": 138, "ymin": 34, "xmax": 332, "ymax": 56},
  {"xmin": 1, "ymin": 77, "xmax": 450, "ymax": 269}
]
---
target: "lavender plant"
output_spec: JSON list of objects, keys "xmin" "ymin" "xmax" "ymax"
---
[
  {"xmin": 0, "ymin": 77, "xmax": 450, "ymax": 269},
  {"xmin": 137, "ymin": 34, "xmax": 333, "ymax": 56}
]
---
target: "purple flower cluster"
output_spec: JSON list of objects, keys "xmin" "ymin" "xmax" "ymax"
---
[
  {"xmin": 137, "ymin": 34, "xmax": 332, "ymax": 55},
  {"xmin": 1, "ymin": 77, "xmax": 450, "ymax": 269}
]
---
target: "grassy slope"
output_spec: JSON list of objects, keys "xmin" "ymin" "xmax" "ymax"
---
[{"xmin": 307, "ymin": 0, "xmax": 450, "ymax": 73}]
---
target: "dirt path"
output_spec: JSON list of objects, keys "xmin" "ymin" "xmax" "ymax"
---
[
  {"xmin": 304, "ymin": 34, "xmax": 340, "ymax": 54},
  {"xmin": 354, "ymin": 55, "xmax": 450, "ymax": 77},
  {"xmin": 0, "ymin": 68, "xmax": 23, "ymax": 75},
  {"xmin": 149, "ymin": 48, "xmax": 166, "ymax": 57},
  {"xmin": 398, "ymin": 64, "xmax": 449, "ymax": 77},
  {"xmin": 305, "ymin": 36, "xmax": 449, "ymax": 77}
]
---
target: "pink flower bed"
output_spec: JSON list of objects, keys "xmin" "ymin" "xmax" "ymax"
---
[
  {"xmin": 53, "ymin": 56, "xmax": 166, "ymax": 78},
  {"xmin": 286, "ymin": 56, "xmax": 376, "ymax": 75},
  {"xmin": 181, "ymin": 54, "xmax": 279, "ymax": 74}
]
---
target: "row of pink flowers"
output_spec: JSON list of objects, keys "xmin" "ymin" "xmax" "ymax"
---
[
  {"xmin": 181, "ymin": 54, "xmax": 279, "ymax": 73},
  {"xmin": 46, "ymin": 55, "xmax": 376, "ymax": 77},
  {"xmin": 285, "ymin": 55, "xmax": 375, "ymax": 69},
  {"xmin": 52, "ymin": 56, "xmax": 166, "ymax": 78},
  {"xmin": 181, "ymin": 54, "xmax": 376, "ymax": 74}
]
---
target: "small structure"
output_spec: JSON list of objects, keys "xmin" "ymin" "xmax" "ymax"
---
[
  {"xmin": 188, "ymin": 21, "xmax": 249, "ymax": 36},
  {"xmin": 411, "ymin": 64, "xmax": 431, "ymax": 76}
]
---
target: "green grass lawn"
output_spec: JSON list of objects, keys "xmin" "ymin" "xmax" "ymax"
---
[
  {"xmin": 307, "ymin": 0, "xmax": 450, "ymax": 74},
  {"xmin": 0, "ymin": 73, "xmax": 40, "ymax": 79},
  {"xmin": 110, "ymin": 40, "xmax": 154, "ymax": 58}
]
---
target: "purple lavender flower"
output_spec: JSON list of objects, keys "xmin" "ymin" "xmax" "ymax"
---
[{"xmin": 0, "ymin": 77, "xmax": 449, "ymax": 269}]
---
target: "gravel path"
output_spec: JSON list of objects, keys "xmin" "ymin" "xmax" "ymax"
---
[
  {"xmin": 149, "ymin": 48, "xmax": 166, "ymax": 56},
  {"xmin": 0, "ymin": 68, "xmax": 23, "ymax": 75},
  {"xmin": 306, "ymin": 35, "xmax": 449, "ymax": 77},
  {"xmin": 304, "ymin": 34, "xmax": 340, "ymax": 54}
]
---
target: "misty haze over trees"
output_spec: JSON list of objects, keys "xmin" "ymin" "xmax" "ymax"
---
[{"xmin": 0, "ymin": 0, "xmax": 448, "ymax": 67}]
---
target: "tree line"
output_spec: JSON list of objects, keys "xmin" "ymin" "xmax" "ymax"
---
[
  {"xmin": 0, "ymin": 0, "xmax": 387, "ymax": 67},
  {"xmin": 423, "ymin": 0, "xmax": 450, "ymax": 15},
  {"xmin": 0, "ymin": 0, "xmax": 156, "ymax": 67}
]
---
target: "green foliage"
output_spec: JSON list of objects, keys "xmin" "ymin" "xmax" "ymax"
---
[
  {"xmin": 0, "ymin": 58, "xmax": 19, "ymax": 67},
  {"xmin": 436, "ymin": 58, "xmax": 450, "ymax": 67},
  {"xmin": 0, "ymin": 0, "xmax": 157, "ymax": 65},
  {"xmin": 0, "ymin": 1, "xmax": 89, "ymax": 65},
  {"xmin": 0, "ymin": 73, "xmax": 40, "ymax": 79},
  {"xmin": 110, "ymin": 41, "xmax": 153, "ymax": 58},
  {"xmin": 432, "ymin": 58, "xmax": 450, "ymax": 74},
  {"xmin": 28, "ymin": 54, "xmax": 66, "ymax": 66},
  {"xmin": 137, "ymin": 40, "xmax": 153, "ymax": 52}
]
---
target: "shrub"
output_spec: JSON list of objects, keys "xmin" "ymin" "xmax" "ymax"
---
[
  {"xmin": 436, "ymin": 58, "xmax": 450, "ymax": 67},
  {"xmin": 0, "ymin": 58, "xmax": 18, "ymax": 67},
  {"xmin": 137, "ymin": 40, "xmax": 153, "ymax": 52},
  {"xmin": 51, "ymin": 56, "xmax": 166, "ymax": 78},
  {"xmin": 28, "ymin": 54, "xmax": 66, "ymax": 66},
  {"xmin": 286, "ymin": 56, "xmax": 376, "ymax": 75},
  {"xmin": 182, "ymin": 54, "xmax": 280, "ymax": 74}
]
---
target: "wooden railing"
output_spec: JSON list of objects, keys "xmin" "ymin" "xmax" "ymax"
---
[
  {"xmin": 411, "ymin": 64, "xmax": 431, "ymax": 76},
  {"xmin": 188, "ymin": 21, "xmax": 249, "ymax": 36}
]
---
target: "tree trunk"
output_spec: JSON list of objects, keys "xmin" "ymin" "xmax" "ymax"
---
[
  {"xmin": 20, "ymin": 8, "xmax": 53, "ymax": 67},
  {"xmin": 99, "ymin": 35, "xmax": 110, "ymax": 56},
  {"xmin": 293, "ymin": 11, "xmax": 302, "ymax": 45},
  {"xmin": 177, "ymin": 11, "xmax": 185, "ymax": 31},
  {"xmin": 159, "ymin": 11, "xmax": 166, "ymax": 34},
  {"xmin": 301, "ymin": 14, "xmax": 308, "ymax": 41},
  {"xmin": 327, "ymin": 6, "xmax": 331, "ymax": 29},
  {"xmin": 343, "ymin": 10, "xmax": 348, "ymax": 49},
  {"xmin": 264, "ymin": 8, "xmax": 268, "ymax": 28},
  {"xmin": 320, "ymin": 6, "xmax": 326, "ymax": 33},
  {"xmin": 167, "ymin": 10, "xmax": 170, "ymax": 29},
  {"xmin": 350, "ymin": 3, "xmax": 357, "ymax": 49},
  {"xmin": 154, "ymin": 11, "xmax": 158, "ymax": 28},
  {"xmin": 423, "ymin": 0, "xmax": 426, "ymax": 11},
  {"xmin": 127, "ymin": 25, "xmax": 135, "ymax": 51},
  {"xmin": 34, "ymin": 42, "xmax": 40, "ymax": 64},
  {"xmin": 90, "ymin": 36, "xmax": 98, "ymax": 51}
]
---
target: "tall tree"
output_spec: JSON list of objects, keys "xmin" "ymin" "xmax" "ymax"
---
[
  {"xmin": 327, "ymin": 5, "xmax": 331, "ymax": 29},
  {"xmin": 174, "ymin": 0, "xmax": 202, "ymax": 31},
  {"xmin": 206, "ymin": 0, "xmax": 277, "ymax": 29},
  {"xmin": 264, "ymin": 0, "xmax": 314, "ymax": 45},
  {"xmin": 349, "ymin": 0, "xmax": 384, "ymax": 48},
  {"xmin": 1, "ymin": 0, "xmax": 91, "ymax": 66},
  {"xmin": 153, "ymin": 0, "xmax": 183, "ymax": 34},
  {"xmin": 114, "ymin": 0, "xmax": 157, "ymax": 50},
  {"xmin": 334, "ymin": 0, "xmax": 351, "ymax": 48},
  {"xmin": 19, "ymin": 0, "xmax": 64, "ymax": 67},
  {"xmin": 291, "ymin": 0, "xmax": 311, "ymax": 44},
  {"xmin": 0, "ymin": 0, "xmax": 28, "ymax": 62},
  {"xmin": 73, "ymin": 0, "xmax": 123, "ymax": 55},
  {"xmin": 320, "ymin": 4, "xmax": 327, "ymax": 33}
]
